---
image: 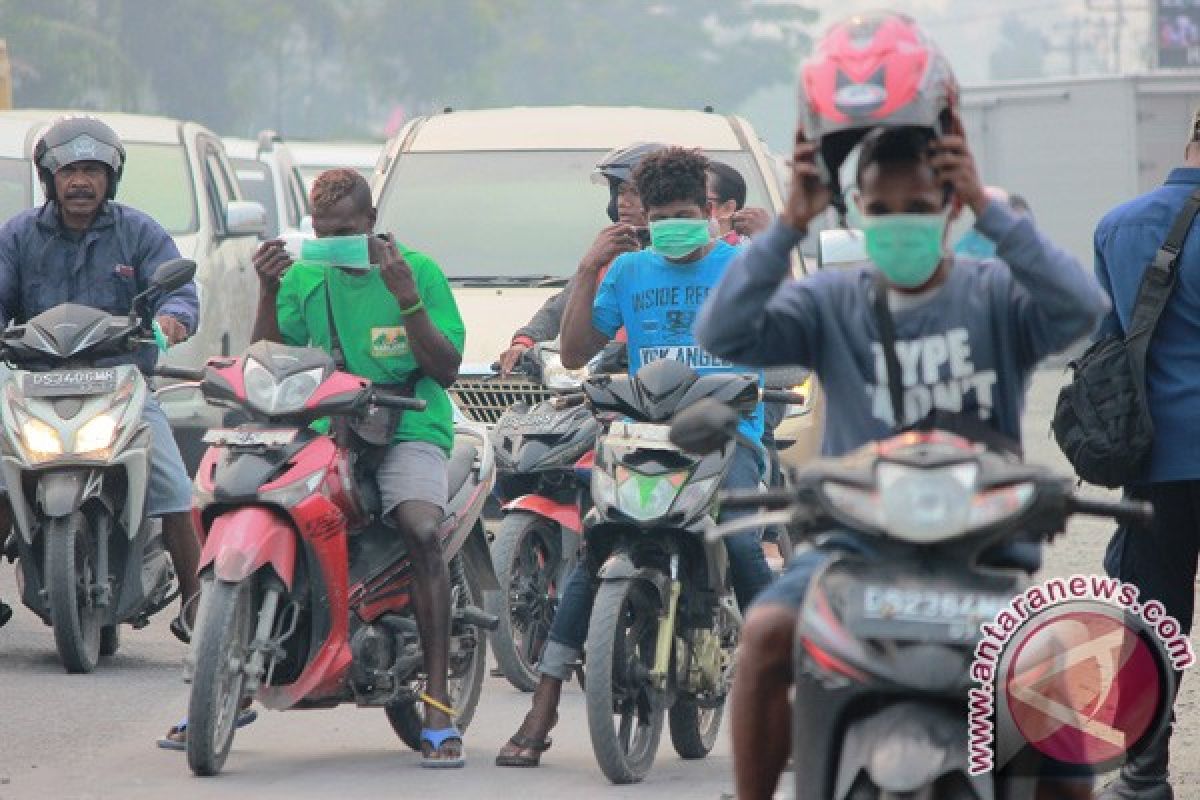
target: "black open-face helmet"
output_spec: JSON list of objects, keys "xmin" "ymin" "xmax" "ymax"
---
[
  {"xmin": 34, "ymin": 116, "xmax": 126, "ymax": 201},
  {"xmin": 592, "ymin": 142, "xmax": 666, "ymax": 222}
]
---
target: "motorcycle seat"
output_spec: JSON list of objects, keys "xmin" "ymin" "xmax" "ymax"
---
[{"xmin": 446, "ymin": 440, "xmax": 478, "ymax": 498}]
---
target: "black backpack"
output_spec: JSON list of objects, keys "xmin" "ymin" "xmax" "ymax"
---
[{"xmin": 1052, "ymin": 188, "xmax": 1200, "ymax": 488}]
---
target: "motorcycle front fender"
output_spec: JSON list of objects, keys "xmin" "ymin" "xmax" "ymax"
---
[
  {"xmin": 36, "ymin": 470, "xmax": 100, "ymax": 518},
  {"xmin": 503, "ymin": 494, "xmax": 582, "ymax": 534},
  {"xmin": 596, "ymin": 552, "xmax": 671, "ymax": 608},
  {"xmin": 834, "ymin": 701, "xmax": 995, "ymax": 800},
  {"xmin": 200, "ymin": 507, "xmax": 297, "ymax": 589}
]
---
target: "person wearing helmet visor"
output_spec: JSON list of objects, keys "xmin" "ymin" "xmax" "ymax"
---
[
  {"xmin": 495, "ymin": 143, "xmax": 662, "ymax": 375},
  {"xmin": 495, "ymin": 148, "xmax": 774, "ymax": 768},
  {"xmin": 694, "ymin": 12, "xmax": 1111, "ymax": 800},
  {"xmin": 0, "ymin": 116, "xmax": 201, "ymax": 637}
]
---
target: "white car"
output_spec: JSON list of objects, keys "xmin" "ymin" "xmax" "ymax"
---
[
  {"xmin": 372, "ymin": 105, "xmax": 823, "ymax": 465},
  {"xmin": 224, "ymin": 131, "xmax": 310, "ymax": 240},
  {"xmin": 288, "ymin": 140, "xmax": 382, "ymax": 192}
]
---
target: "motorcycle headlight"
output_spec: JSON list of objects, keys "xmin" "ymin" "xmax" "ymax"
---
[
  {"xmin": 614, "ymin": 466, "xmax": 688, "ymax": 522},
  {"xmin": 75, "ymin": 412, "xmax": 117, "ymax": 454},
  {"xmin": 245, "ymin": 359, "xmax": 323, "ymax": 415},
  {"xmin": 822, "ymin": 463, "xmax": 989, "ymax": 544},
  {"xmin": 541, "ymin": 352, "xmax": 584, "ymax": 390},
  {"xmin": 673, "ymin": 476, "xmax": 719, "ymax": 516},
  {"xmin": 20, "ymin": 417, "xmax": 62, "ymax": 457}
]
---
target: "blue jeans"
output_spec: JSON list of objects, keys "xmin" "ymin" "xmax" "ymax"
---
[{"xmin": 539, "ymin": 444, "xmax": 773, "ymax": 679}]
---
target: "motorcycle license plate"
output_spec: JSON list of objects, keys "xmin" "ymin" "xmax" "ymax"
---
[
  {"xmin": 203, "ymin": 428, "xmax": 297, "ymax": 448},
  {"xmin": 23, "ymin": 368, "xmax": 118, "ymax": 397},
  {"xmin": 851, "ymin": 585, "xmax": 1013, "ymax": 643}
]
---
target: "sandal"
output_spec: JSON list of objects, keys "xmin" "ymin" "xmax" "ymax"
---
[
  {"xmin": 420, "ymin": 726, "xmax": 465, "ymax": 769},
  {"xmin": 495, "ymin": 733, "xmax": 553, "ymax": 767},
  {"xmin": 156, "ymin": 706, "xmax": 258, "ymax": 751},
  {"xmin": 168, "ymin": 615, "xmax": 190, "ymax": 645},
  {"xmin": 0, "ymin": 601, "xmax": 11, "ymax": 628}
]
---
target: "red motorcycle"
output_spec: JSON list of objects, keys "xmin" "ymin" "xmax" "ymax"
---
[{"xmin": 162, "ymin": 341, "xmax": 498, "ymax": 776}]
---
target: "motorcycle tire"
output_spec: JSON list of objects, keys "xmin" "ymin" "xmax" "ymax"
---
[
  {"xmin": 386, "ymin": 553, "xmax": 488, "ymax": 750},
  {"xmin": 45, "ymin": 512, "xmax": 102, "ymax": 674},
  {"xmin": 584, "ymin": 577, "xmax": 665, "ymax": 785},
  {"xmin": 100, "ymin": 624, "xmax": 120, "ymax": 657},
  {"xmin": 485, "ymin": 511, "xmax": 563, "ymax": 692},
  {"xmin": 187, "ymin": 579, "xmax": 254, "ymax": 777}
]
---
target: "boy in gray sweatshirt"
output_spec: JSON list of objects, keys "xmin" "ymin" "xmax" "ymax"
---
[{"xmin": 695, "ymin": 121, "xmax": 1109, "ymax": 799}]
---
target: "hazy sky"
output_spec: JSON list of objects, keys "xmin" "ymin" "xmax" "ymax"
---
[{"xmin": 811, "ymin": 0, "xmax": 1148, "ymax": 84}]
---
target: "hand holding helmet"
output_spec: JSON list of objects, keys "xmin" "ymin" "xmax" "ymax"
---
[
  {"xmin": 781, "ymin": 128, "xmax": 833, "ymax": 232},
  {"xmin": 929, "ymin": 113, "xmax": 988, "ymax": 216}
]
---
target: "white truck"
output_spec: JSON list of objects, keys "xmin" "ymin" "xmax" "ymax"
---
[{"xmin": 958, "ymin": 72, "xmax": 1200, "ymax": 265}]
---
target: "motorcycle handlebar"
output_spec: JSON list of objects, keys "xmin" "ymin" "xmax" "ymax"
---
[
  {"xmin": 154, "ymin": 366, "xmax": 205, "ymax": 381},
  {"xmin": 719, "ymin": 487, "xmax": 796, "ymax": 511},
  {"xmin": 373, "ymin": 393, "xmax": 427, "ymax": 411},
  {"xmin": 761, "ymin": 389, "xmax": 806, "ymax": 405},
  {"xmin": 1069, "ymin": 496, "xmax": 1155, "ymax": 528}
]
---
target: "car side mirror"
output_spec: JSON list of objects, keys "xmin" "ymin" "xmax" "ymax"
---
[
  {"xmin": 669, "ymin": 398, "xmax": 740, "ymax": 455},
  {"xmin": 150, "ymin": 258, "xmax": 197, "ymax": 294},
  {"xmin": 225, "ymin": 200, "xmax": 267, "ymax": 237},
  {"xmin": 817, "ymin": 228, "xmax": 868, "ymax": 270}
]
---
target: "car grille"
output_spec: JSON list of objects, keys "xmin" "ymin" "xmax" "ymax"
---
[{"xmin": 450, "ymin": 377, "xmax": 552, "ymax": 425}]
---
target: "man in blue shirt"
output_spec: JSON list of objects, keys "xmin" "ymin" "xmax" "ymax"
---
[
  {"xmin": 0, "ymin": 117, "xmax": 201, "ymax": 637},
  {"xmin": 1091, "ymin": 108, "xmax": 1200, "ymax": 800},
  {"xmin": 495, "ymin": 147, "xmax": 773, "ymax": 767}
]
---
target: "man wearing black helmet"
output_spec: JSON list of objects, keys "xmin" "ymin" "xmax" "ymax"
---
[
  {"xmin": 0, "ymin": 116, "xmax": 201, "ymax": 637},
  {"xmin": 496, "ymin": 143, "xmax": 661, "ymax": 374}
]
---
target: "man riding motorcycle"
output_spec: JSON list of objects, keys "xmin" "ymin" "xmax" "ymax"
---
[
  {"xmin": 245, "ymin": 168, "xmax": 468, "ymax": 766},
  {"xmin": 495, "ymin": 146, "xmax": 774, "ymax": 767},
  {"xmin": 496, "ymin": 142, "xmax": 662, "ymax": 375},
  {"xmin": 693, "ymin": 12, "xmax": 1111, "ymax": 800},
  {"xmin": 0, "ymin": 116, "xmax": 200, "ymax": 638}
]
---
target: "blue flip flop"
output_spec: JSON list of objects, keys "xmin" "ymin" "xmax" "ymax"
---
[
  {"xmin": 156, "ymin": 708, "xmax": 259, "ymax": 751},
  {"xmin": 420, "ymin": 726, "xmax": 465, "ymax": 768}
]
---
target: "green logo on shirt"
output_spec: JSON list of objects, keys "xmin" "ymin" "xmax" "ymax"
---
[{"xmin": 371, "ymin": 326, "xmax": 409, "ymax": 358}]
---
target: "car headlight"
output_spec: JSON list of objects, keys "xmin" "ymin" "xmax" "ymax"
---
[
  {"xmin": 244, "ymin": 359, "xmax": 323, "ymax": 415},
  {"xmin": 75, "ymin": 412, "xmax": 118, "ymax": 454},
  {"xmin": 614, "ymin": 466, "xmax": 688, "ymax": 522},
  {"xmin": 21, "ymin": 417, "xmax": 62, "ymax": 457},
  {"xmin": 541, "ymin": 352, "xmax": 583, "ymax": 390}
]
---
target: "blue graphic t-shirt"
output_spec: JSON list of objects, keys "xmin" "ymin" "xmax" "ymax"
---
[{"xmin": 593, "ymin": 241, "xmax": 765, "ymax": 444}]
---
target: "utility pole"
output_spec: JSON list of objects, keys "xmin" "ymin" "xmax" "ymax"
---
[
  {"xmin": 0, "ymin": 40, "xmax": 10, "ymax": 110},
  {"xmin": 1086, "ymin": 0, "xmax": 1152, "ymax": 72},
  {"xmin": 1051, "ymin": 17, "xmax": 1086, "ymax": 75}
]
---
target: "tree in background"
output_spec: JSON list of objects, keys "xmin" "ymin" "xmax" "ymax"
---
[{"xmin": 0, "ymin": 0, "xmax": 814, "ymax": 138}]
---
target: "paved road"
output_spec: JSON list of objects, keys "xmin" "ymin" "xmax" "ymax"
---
[{"xmin": 0, "ymin": 370, "xmax": 1196, "ymax": 799}]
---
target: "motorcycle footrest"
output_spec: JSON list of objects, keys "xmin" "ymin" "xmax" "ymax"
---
[{"xmin": 456, "ymin": 605, "xmax": 499, "ymax": 631}]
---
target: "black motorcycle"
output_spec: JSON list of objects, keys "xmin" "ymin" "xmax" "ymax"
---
[
  {"xmin": 572, "ymin": 358, "xmax": 799, "ymax": 784},
  {"xmin": 673, "ymin": 401, "xmax": 1155, "ymax": 798}
]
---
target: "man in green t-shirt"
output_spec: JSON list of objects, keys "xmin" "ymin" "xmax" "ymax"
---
[{"xmin": 250, "ymin": 168, "xmax": 467, "ymax": 767}]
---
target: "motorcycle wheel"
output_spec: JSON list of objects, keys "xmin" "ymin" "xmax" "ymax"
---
[
  {"xmin": 668, "ymin": 598, "xmax": 737, "ymax": 760},
  {"xmin": 485, "ymin": 511, "xmax": 563, "ymax": 692},
  {"xmin": 585, "ymin": 577, "xmax": 665, "ymax": 785},
  {"xmin": 100, "ymin": 624, "xmax": 120, "ymax": 657},
  {"xmin": 386, "ymin": 553, "xmax": 488, "ymax": 750},
  {"xmin": 187, "ymin": 579, "xmax": 254, "ymax": 777},
  {"xmin": 45, "ymin": 512, "xmax": 102, "ymax": 674}
]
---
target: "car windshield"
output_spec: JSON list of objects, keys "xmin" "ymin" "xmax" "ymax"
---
[
  {"xmin": 232, "ymin": 158, "xmax": 281, "ymax": 238},
  {"xmin": 375, "ymin": 150, "xmax": 773, "ymax": 281},
  {"xmin": 116, "ymin": 143, "xmax": 197, "ymax": 234},
  {"xmin": 0, "ymin": 157, "xmax": 31, "ymax": 224}
]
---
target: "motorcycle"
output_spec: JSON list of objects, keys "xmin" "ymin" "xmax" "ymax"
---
[
  {"xmin": 164, "ymin": 340, "xmax": 499, "ymax": 776},
  {"xmin": 568, "ymin": 358, "xmax": 799, "ymax": 784},
  {"xmin": 486, "ymin": 344, "xmax": 601, "ymax": 692},
  {"xmin": 673, "ymin": 400, "xmax": 1156, "ymax": 799},
  {"xmin": 0, "ymin": 258, "xmax": 197, "ymax": 673}
]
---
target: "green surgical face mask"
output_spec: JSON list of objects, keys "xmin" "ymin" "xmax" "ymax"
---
[
  {"xmin": 649, "ymin": 218, "xmax": 711, "ymax": 260},
  {"xmin": 848, "ymin": 200, "xmax": 949, "ymax": 289},
  {"xmin": 301, "ymin": 234, "xmax": 371, "ymax": 269}
]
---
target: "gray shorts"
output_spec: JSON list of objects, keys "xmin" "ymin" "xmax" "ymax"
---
[
  {"xmin": 0, "ymin": 394, "xmax": 193, "ymax": 518},
  {"xmin": 375, "ymin": 440, "xmax": 448, "ymax": 515}
]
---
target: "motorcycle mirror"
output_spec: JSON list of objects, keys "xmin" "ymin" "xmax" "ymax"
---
[
  {"xmin": 150, "ymin": 258, "xmax": 197, "ymax": 295},
  {"xmin": 669, "ymin": 398, "xmax": 739, "ymax": 455}
]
